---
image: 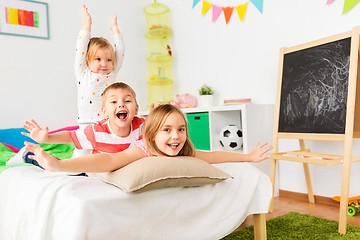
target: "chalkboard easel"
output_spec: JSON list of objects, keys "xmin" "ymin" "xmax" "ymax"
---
[{"xmin": 269, "ymin": 26, "xmax": 360, "ymax": 235}]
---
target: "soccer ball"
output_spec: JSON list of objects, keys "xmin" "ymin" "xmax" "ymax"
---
[{"xmin": 219, "ymin": 125, "xmax": 243, "ymax": 151}]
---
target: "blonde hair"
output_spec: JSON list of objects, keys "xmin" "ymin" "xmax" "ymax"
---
[
  {"xmin": 142, "ymin": 104, "xmax": 195, "ymax": 157},
  {"xmin": 102, "ymin": 82, "xmax": 137, "ymax": 105},
  {"xmin": 86, "ymin": 37, "xmax": 116, "ymax": 67}
]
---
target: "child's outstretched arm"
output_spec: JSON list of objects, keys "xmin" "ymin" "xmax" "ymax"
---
[
  {"xmin": 194, "ymin": 142, "xmax": 273, "ymax": 164},
  {"xmin": 111, "ymin": 13, "xmax": 120, "ymax": 35},
  {"xmin": 82, "ymin": 4, "xmax": 92, "ymax": 32},
  {"xmin": 110, "ymin": 13, "xmax": 125, "ymax": 74},
  {"xmin": 24, "ymin": 142, "xmax": 145, "ymax": 173},
  {"xmin": 75, "ymin": 5, "xmax": 92, "ymax": 75},
  {"xmin": 22, "ymin": 119, "xmax": 72, "ymax": 144}
]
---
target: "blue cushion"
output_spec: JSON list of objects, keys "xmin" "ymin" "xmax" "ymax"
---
[{"xmin": 0, "ymin": 128, "xmax": 38, "ymax": 150}]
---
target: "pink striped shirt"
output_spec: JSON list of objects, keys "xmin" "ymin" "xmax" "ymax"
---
[{"xmin": 70, "ymin": 117, "xmax": 145, "ymax": 154}]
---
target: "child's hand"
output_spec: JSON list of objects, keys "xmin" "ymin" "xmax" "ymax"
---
[
  {"xmin": 248, "ymin": 142, "xmax": 273, "ymax": 162},
  {"xmin": 24, "ymin": 142, "xmax": 60, "ymax": 172},
  {"xmin": 22, "ymin": 119, "xmax": 49, "ymax": 143},
  {"xmin": 82, "ymin": 4, "xmax": 92, "ymax": 31},
  {"xmin": 111, "ymin": 13, "xmax": 120, "ymax": 34}
]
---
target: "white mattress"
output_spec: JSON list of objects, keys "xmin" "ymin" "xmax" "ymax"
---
[{"xmin": 0, "ymin": 162, "xmax": 272, "ymax": 240}]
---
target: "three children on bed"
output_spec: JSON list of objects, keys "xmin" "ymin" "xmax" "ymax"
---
[{"xmin": 22, "ymin": 5, "xmax": 272, "ymax": 173}]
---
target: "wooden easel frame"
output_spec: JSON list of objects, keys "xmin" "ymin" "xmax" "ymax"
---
[{"xmin": 269, "ymin": 26, "xmax": 360, "ymax": 234}]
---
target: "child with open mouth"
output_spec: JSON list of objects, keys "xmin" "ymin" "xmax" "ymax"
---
[{"xmin": 22, "ymin": 82, "xmax": 145, "ymax": 170}]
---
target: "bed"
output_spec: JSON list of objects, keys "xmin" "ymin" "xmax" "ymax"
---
[{"xmin": 0, "ymin": 128, "xmax": 272, "ymax": 240}]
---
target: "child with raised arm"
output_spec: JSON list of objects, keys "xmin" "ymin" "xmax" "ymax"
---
[
  {"xmin": 22, "ymin": 82, "xmax": 144, "ymax": 155},
  {"xmin": 76, "ymin": 4, "xmax": 125, "ymax": 126},
  {"xmin": 24, "ymin": 104, "xmax": 272, "ymax": 173}
]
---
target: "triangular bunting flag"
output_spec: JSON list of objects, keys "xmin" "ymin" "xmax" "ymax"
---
[
  {"xmin": 193, "ymin": 0, "xmax": 201, "ymax": 8},
  {"xmin": 343, "ymin": 0, "xmax": 360, "ymax": 13},
  {"xmin": 201, "ymin": 1, "xmax": 212, "ymax": 15},
  {"xmin": 326, "ymin": 0, "xmax": 335, "ymax": 4},
  {"xmin": 249, "ymin": 0, "xmax": 263, "ymax": 13},
  {"xmin": 235, "ymin": 3, "xmax": 248, "ymax": 21},
  {"xmin": 223, "ymin": 7, "xmax": 234, "ymax": 24},
  {"xmin": 212, "ymin": 5, "xmax": 222, "ymax": 22}
]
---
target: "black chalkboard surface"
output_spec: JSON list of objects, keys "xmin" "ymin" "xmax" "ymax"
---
[{"xmin": 278, "ymin": 37, "xmax": 351, "ymax": 134}]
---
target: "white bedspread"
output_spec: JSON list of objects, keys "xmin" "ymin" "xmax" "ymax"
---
[{"xmin": 0, "ymin": 162, "xmax": 272, "ymax": 240}]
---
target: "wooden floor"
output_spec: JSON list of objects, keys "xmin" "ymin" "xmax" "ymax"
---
[{"xmin": 237, "ymin": 190, "xmax": 360, "ymax": 231}]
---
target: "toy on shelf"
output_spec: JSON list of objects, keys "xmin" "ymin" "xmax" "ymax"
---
[
  {"xmin": 144, "ymin": 0, "xmax": 173, "ymax": 109},
  {"xmin": 219, "ymin": 125, "xmax": 243, "ymax": 151},
  {"xmin": 332, "ymin": 196, "xmax": 360, "ymax": 216},
  {"xmin": 176, "ymin": 93, "xmax": 197, "ymax": 108}
]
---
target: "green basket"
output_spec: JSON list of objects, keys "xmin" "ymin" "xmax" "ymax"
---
[{"xmin": 186, "ymin": 113, "xmax": 211, "ymax": 151}]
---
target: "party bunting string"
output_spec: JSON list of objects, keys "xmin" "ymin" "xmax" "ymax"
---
[
  {"xmin": 194, "ymin": 0, "xmax": 359, "ymax": 25},
  {"xmin": 193, "ymin": 0, "xmax": 263, "ymax": 24},
  {"xmin": 325, "ymin": 0, "xmax": 359, "ymax": 14}
]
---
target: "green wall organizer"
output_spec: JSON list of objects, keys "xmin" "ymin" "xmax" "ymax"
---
[{"xmin": 144, "ymin": 1, "xmax": 173, "ymax": 109}]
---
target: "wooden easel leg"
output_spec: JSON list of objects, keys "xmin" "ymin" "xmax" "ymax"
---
[
  {"xmin": 299, "ymin": 139, "xmax": 315, "ymax": 204},
  {"xmin": 253, "ymin": 213, "xmax": 267, "ymax": 240},
  {"xmin": 269, "ymin": 158, "xmax": 277, "ymax": 213},
  {"xmin": 338, "ymin": 156, "xmax": 351, "ymax": 234},
  {"xmin": 303, "ymin": 163, "xmax": 315, "ymax": 204}
]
